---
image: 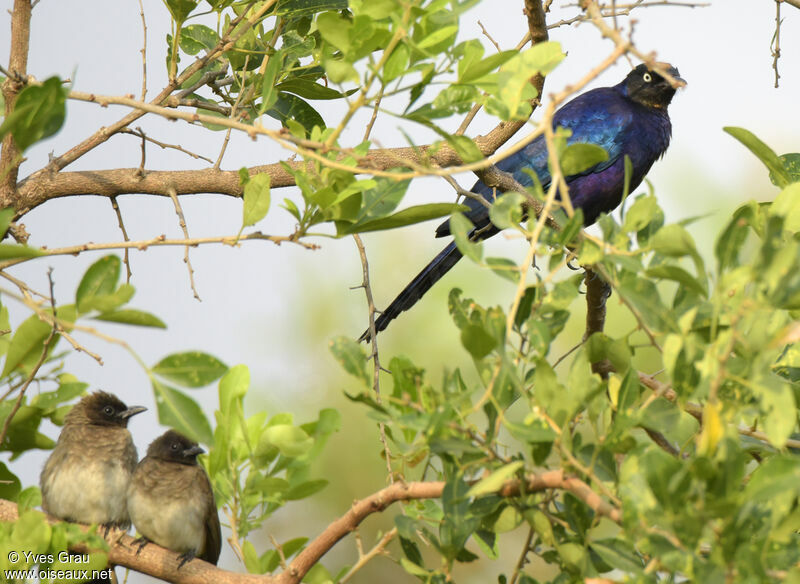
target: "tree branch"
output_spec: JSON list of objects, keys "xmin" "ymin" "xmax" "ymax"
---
[
  {"xmin": 281, "ymin": 471, "xmax": 621, "ymax": 584},
  {"xmin": 584, "ymin": 268, "xmax": 613, "ymax": 376},
  {"xmin": 0, "ymin": 0, "xmax": 32, "ymax": 211}
]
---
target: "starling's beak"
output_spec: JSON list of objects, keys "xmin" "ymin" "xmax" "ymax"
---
[
  {"xmin": 184, "ymin": 445, "xmax": 206, "ymax": 457},
  {"xmin": 655, "ymin": 62, "xmax": 686, "ymax": 88},
  {"xmin": 119, "ymin": 405, "xmax": 147, "ymax": 420}
]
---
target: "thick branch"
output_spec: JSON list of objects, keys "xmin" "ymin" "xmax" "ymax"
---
[
  {"xmin": 473, "ymin": 0, "xmax": 547, "ymax": 191},
  {"xmin": 0, "ymin": 0, "xmax": 32, "ymax": 211},
  {"xmin": 584, "ymin": 268, "xmax": 613, "ymax": 376},
  {"xmin": 281, "ymin": 471, "xmax": 620, "ymax": 584}
]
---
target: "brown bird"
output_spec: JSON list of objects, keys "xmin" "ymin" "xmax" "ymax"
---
[
  {"xmin": 127, "ymin": 430, "xmax": 221, "ymax": 567},
  {"xmin": 40, "ymin": 391, "xmax": 147, "ymax": 583}
]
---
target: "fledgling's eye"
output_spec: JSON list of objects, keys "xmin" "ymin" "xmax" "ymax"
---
[
  {"xmin": 643, "ymin": 72, "xmax": 653, "ymax": 83},
  {"xmin": 103, "ymin": 405, "xmax": 115, "ymax": 416},
  {"xmin": 171, "ymin": 442, "xmax": 180, "ymax": 450}
]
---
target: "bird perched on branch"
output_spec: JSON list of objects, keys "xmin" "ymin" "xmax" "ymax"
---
[
  {"xmin": 127, "ymin": 430, "xmax": 221, "ymax": 567},
  {"xmin": 360, "ymin": 63, "xmax": 684, "ymax": 341},
  {"xmin": 41, "ymin": 391, "xmax": 147, "ymax": 584}
]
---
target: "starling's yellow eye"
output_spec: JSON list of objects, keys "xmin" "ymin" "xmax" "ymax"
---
[{"xmin": 643, "ymin": 72, "xmax": 653, "ymax": 83}]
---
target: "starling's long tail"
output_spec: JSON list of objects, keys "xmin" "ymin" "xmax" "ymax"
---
[{"xmin": 359, "ymin": 241, "xmax": 463, "ymax": 342}]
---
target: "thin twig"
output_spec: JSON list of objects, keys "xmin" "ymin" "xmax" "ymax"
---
[
  {"xmin": 339, "ymin": 528, "xmax": 397, "ymax": 584},
  {"xmin": 109, "ymin": 196, "xmax": 132, "ymax": 282},
  {"xmin": 509, "ymin": 527, "xmax": 535, "ymax": 584},
  {"xmin": 137, "ymin": 0, "xmax": 147, "ymax": 100},
  {"xmin": 214, "ymin": 57, "xmax": 249, "ymax": 170},
  {"xmin": 478, "ymin": 20, "xmax": 502, "ymax": 52},
  {"xmin": 771, "ymin": 0, "xmax": 782, "ymax": 88},
  {"xmin": 0, "ymin": 232, "xmax": 318, "ymax": 271},
  {"xmin": 167, "ymin": 187, "xmax": 201, "ymax": 301},
  {"xmin": 362, "ymin": 86, "xmax": 384, "ymax": 142},
  {"xmin": 352, "ymin": 234, "xmax": 393, "ymax": 481},
  {"xmin": 120, "ymin": 127, "xmax": 214, "ymax": 163}
]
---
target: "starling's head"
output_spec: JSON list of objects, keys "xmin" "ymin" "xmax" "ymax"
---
[
  {"xmin": 623, "ymin": 63, "xmax": 685, "ymax": 109},
  {"xmin": 67, "ymin": 391, "xmax": 147, "ymax": 428},
  {"xmin": 147, "ymin": 430, "xmax": 204, "ymax": 465}
]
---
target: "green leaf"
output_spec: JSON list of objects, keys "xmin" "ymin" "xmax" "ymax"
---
[
  {"xmin": 11, "ymin": 510, "xmax": 51, "ymax": 558},
  {"xmin": 450, "ymin": 212, "xmax": 482, "ymax": 263},
  {"xmin": 776, "ymin": 153, "xmax": 800, "ymax": 184},
  {"xmin": 485, "ymin": 257, "xmax": 518, "ymax": 283},
  {"xmin": 458, "ymin": 50, "xmax": 517, "ymax": 84},
  {"xmin": 724, "ymin": 126, "xmax": 790, "ymax": 188},
  {"xmin": 0, "ymin": 207, "xmax": 14, "ymax": 235},
  {"xmin": 746, "ymin": 456, "xmax": 800, "ymax": 501},
  {"xmin": 93, "ymin": 309, "xmax": 166, "ymax": 328},
  {"xmin": 152, "ymin": 380, "xmax": 214, "ymax": 445},
  {"xmin": 560, "ymin": 143, "xmax": 608, "ymax": 176},
  {"xmin": 622, "ymin": 194, "xmax": 658, "ymax": 233},
  {"xmin": 445, "ymin": 134, "xmax": 483, "ymax": 163},
  {"xmin": 769, "ymin": 182, "xmax": 800, "ymax": 232},
  {"xmin": 590, "ymin": 539, "xmax": 643, "ymax": 573},
  {"xmin": 329, "ymin": 336, "xmax": 369, "ymax": 386},
  {"xmin": 76, "ymin": 255, "xmax": 121, "ymax": 313},
  {"xmin": 352, "ymin": 178, "xmax": 410, "ymax": 223},
  {"xmin": 650, "ymin": 223, "xmax": 699, "ymax": 258},
  {"xmin": 164, "ymin": 0, "xmax": 198, "ymax": 22},
  {"xmin": 2, "ymin": 312, "xmax": 51, "ymax": 377},
  {"xmin": 645, "ymin": 265, "xmax": 706, "ymax": 296},
  {"xmin": 0, "ymin": 243, "xmax": 45, "ymax": 260},
  {"xmin": 265, "ymin": 92, "xmax": 325, "ymax": 134},
  {"xmin": 322, "ymin": 58, "xmax": 359, "ymax": 84},
  {"xmin": 260, "ymin": 52, "xmax": 283, "ymax": 114},
  {"xmin": 461, "ymin": 323, "xmax": 496, "ymax": 360},
  {"xmin": 179, "ymin": 24, "xmax": 219, "ymax": 54},
  {"xmin": 0, "ymin": 462, "xmax": 21, "ymax": 501},
  {"xmin": 242, "ymin": 173, "xmax": 271, "ymax": 227},
  {"xmin": 343, "ymin": 203, "xmax": 466, "ymax": 234},
  {"xmin": 715, "ymin": 201, "xmax": 758, "ymax": 272},
  {"xmin": 466, "ymin": 461, "xmax": 524, "ymax": 497},
  {"xmin": 383, "ymin": 43, "xmax": 409, "ymax": 82},
  {"xmin": 80, "ymin": 283, "xmax": 135, "ymax": 313},
  {"xmin": 259, "ymin": 424, "xmax": 313, "ymax": 457},
  {"xmin": 32, "ymin": 380, "xmax": 88, "ymax": 411},
  {"xmin": 218, "ymin": 364, "xmax": 249, "ymax": 413},
  {"xmin": 618, "ymin": 273, "xmax": 678, "ymax": 333},
  {"xmin": 316, "ymin": 11, "xmax": 351, "ymax": 52},
  {"xmin": 276, "ymin": 0, "xmax": 347, "ymax": 15},
  {"xmin": 153, "ymin": 351, "xmax": 228, "ymax": 388},
  {"xmin": 276, "ymin": 78, "xmax": 352, "ymax": 100},
  {"xmin": 0, "ymin": 76, "xmax": 67, "ymax": 151},
  {"xmin": 489, "ymin": 192, "xmax": 524, "ymax": 230},
  {"xmin": 286, "ymin": 479, "xmax": 328, "ymax": 500}
]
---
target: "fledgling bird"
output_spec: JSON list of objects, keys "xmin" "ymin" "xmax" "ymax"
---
[
  {"xmin": 360, "ymin": 63, "xmax": 685, "ymax": 341},
  {"xmin": 40, "ymin": 391, "xmax": 147, "ymax": 584},
  {"xmin": 127, "ymin": 430, "xmax": 221, "ymax": 567},
  {"xmin": 41, "ymin": 391, "xmax": 146, "ymax": 526}
]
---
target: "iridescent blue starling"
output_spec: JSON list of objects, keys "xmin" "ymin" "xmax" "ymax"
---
[{"xmin": 361, "ymin": 63, "xmax": 684, "ymax": 341}]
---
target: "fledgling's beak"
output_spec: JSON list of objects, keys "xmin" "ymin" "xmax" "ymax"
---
[
  {"xmin": 119, "ymin": 405, "xmax": 147, "ymax": 420},
  {"xmin": 184, "ymin": 445, "xmax": 206, "ymax": 457}
]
